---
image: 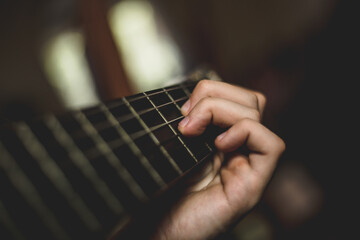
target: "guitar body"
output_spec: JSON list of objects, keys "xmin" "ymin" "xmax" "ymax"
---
[{"xmin": 0, "ymin": 69, "xmax": 221, "ymax": 239}]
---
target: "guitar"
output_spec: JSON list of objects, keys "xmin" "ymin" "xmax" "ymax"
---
[{"xmin": 0, "ymin": 69, "xmax": 223, "ymax": 239}]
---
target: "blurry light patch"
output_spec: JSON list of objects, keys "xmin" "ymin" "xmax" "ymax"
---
[
  {"xmin": 108, "ymin": 0, "xmax": 184, "ymax": 91},
  {"xmin": 42, "ymin": 30, "xmax": 99, "ymax": 109}
]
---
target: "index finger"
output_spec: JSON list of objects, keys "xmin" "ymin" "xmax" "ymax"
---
[{"xmin": 181, "ymin": 80, "xmax": 266, "ymax": 117}]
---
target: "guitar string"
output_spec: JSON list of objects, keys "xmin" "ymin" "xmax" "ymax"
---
[
  {"xmin": 73, "ymin": 97, "xmax": 191, "ymax": 158},
  {"xmin": 80, "ymin": 82, "xmax": 195, "ymax": 131},
  {"xmin": 12, "ymin": 82, "xmax": 200, "ymax": 161},
  {"xmin": 71, "ymin": 83, "xmax": 203, "ymax": 159},
  {"xmin": 63, "ymin": 97, "xmax": 188, "ymax": 160},
  {"xmin": 70, "ymin": 95, "xmax": 189, "ymax": 138},
  {"xmin": 0, "ymin": 77, "xmax": 207, "ymax": 238},
  {"xmin": 103, "ymin": 81, "xmax": 195, "ymax": 109},
  {"xmin": 79, "ymin": 81, "xmax": 196, "ymax": 116},
  {"xmin": 82, "ymin": 116, "xmax": 185, "ymax": 160},
  {"xmin": 65, "ymin": 84, "xmax": 196, "ymax": 159},
  {"xmin": 80, "ymin": 104, "xmax": 215, "ymax": 160},
  {"xmin": 63, "ymin": 84, "xmax": 192, "ymax": 144},
  {"xmin": 0, "ymin": 142, "xmax": 71, "ymax": 240},
  {"xmin": 16, "ymin": 81, "xmax": 193, "ymax": 142}
]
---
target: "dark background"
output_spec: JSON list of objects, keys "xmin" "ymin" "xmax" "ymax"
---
[{"xmin": 0, "ymin": 0, "xmax": 357, "ymax": 239}]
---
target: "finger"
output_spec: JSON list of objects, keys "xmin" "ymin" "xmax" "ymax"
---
[
  {"xmin": 215, "ymin": 119, "xmax": 285, "ymax": 177},
  {"xmin": 181, "ymin": 80, "xmax": 266, "ymax": 116},
  {"xmin": 178, "ymin": 97, "xmax": 261, "ymax": 136}
]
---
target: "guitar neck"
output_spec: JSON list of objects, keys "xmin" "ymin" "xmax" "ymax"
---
[{"xmin": 0, "ymin": 76, "xmax": 220, "ymax": 239}]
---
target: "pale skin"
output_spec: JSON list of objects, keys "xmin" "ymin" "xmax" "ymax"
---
[{"xmin": 151, "ymin": 80, "xmax": 285, "ymax": 239}]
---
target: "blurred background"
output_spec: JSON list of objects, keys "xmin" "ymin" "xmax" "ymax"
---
[{"xmin": 0, "ymin": 0, "xmax": 357, "ymax": 239}]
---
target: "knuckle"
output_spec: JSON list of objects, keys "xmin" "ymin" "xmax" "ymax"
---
[
  {"xmin": 269, "ymin": 135, "xmax": 286, "ymax": 154},
  {"xmin": 197, "ymin": 96, "xmax": 214, "ymax": 109},
  {"xmin": 195, "ymin": 79, "xmax": 212, "ymax": 94},
  {"xmin": 254, "ymin": 91, "xmax": 267, "ymax": 108},
  {"xmin": 237, "ymin": 118, "xmax": 256, "ymax": 129},
  {"xmin": 248, "ymin": 93, "xmax": 259, "ymax": 107},
  {"xmin": 255, "ymin": 91, "xmax": 266, "ymax": 103},
  {"xmin": 276, "ymin": 137, "xmax": 286, "ymax": 153},
  {"xmin": 249, "ymin": 109, "xmax": 261, "ymax": 121},
  {"xmin": 247, "ymin": 93, "xmax": 260, "ymax": 110}
]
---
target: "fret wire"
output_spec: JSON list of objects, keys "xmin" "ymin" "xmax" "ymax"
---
[
  {"xmin": 161, "ymin": 89, "xmax": 199, "ymax": 163},
  {"xmin": 44, "ymin": 115, "xmax": 124, "ymax": 215},
  {"xmin": 74, "ymin": 84, "xmax": 213, "ymax": 166},
  {"xmin": 100, "ymin": 104, "xmax": 166, "ymax": 187},
  {"xmin": 0, "ymin": 199, "xmax": 26, "ymax": 240},
  {"xmin": 179, "ymin": 82, "xmax": 192, "ymax": 97},
  {"xmin": 78, "ymin": 115, "xmax": 185, "ymax": 161},
  {"xmin": 107, "ymin": 115, "xmax": 184, "ymax": 151},
  {"xmin": 106, "ymin": 109, "xmax": 214, "ymax": 169},
  {"xmin": 74, "ymin": 111, "xmax": 148, "ymax": 201},
  {"xmin": 121, "ymin": 82, "xmax": 194, "ymax": 105},
  {"xmin": 71, "ymin": 96, "xmax": 189, "ymax": 139},
  {"xmin": 135, "ymin": 94, "xmax": 184, "ymax": 175},
  {"xmin": 15, "ymin": 123, "xmax": 102, "ymax": 231},
  {"xmin": 0, "ymin": 142, "xmax": 70, "ymax": 240},
  {"xmin": 106, "ymin": 96, "xmax": 188, "ymax": 128},
  {"xmin": 0, "ymin": 80, "xmax": 215, "ymax": 238},
  {"xmin": 163, "ymin": 88, "xmax": 183, "ymax": 112},
  {"xmin": 179, "ymin": 83, "xmax": 214, "ymax": 152},
  {"xmin": 129, "ymin": 116, "xmax": 184, "ymax": 143},
  {"xmin": 105, "ymin": 96, "xmax": 187, "ymax": 130},
  {"xmin": 81, "ymin": 82, "xmax": 195, "ymax": 117},
  {"xmin": 132, "ymin": 96, "xmax": 187, "ymax": 115},
  {"xmin": 122, "ymin": 98, "xmax": 178, "ymax": 181}
]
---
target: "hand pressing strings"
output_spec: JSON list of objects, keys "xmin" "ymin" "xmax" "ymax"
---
[{"xmin": 152, "ymin": 80, "xmax": 285, "ymax": 240}]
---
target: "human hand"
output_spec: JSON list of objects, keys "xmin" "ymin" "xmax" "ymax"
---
[{"xmin": 152, "ymin": 80, "xmax": 285, "ymax": 239}]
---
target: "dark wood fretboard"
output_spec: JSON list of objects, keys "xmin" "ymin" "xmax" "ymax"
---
[{"xmin": 0, "ymin": 73, "xmax": 221, "ymax": 239}]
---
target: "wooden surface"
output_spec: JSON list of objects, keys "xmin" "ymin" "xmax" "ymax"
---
[{"xmin": 79, "ymin": 0, "xmax": 133, "ymax": 100}]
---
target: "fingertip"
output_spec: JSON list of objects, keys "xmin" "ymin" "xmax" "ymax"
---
[
  {"xmin": 215, "ymin": 131, "xmax": 228, "ymax": 150},
  {"xmin": 178, "ymin": 116, "xmax": 189, "ymax": 127},
  {"xmin": 178, "ymin": 116, "xmax": 189, "ymax": 132},
  {"xmin": 275, "ymin": 136, "xmax": 286, "ymax": 155},
  {"xmin": 216, "ymin": 131, "xmax": 227, "ymax": 142},
  {"xmin": 181, "ymin": 100, "xmax": 191, "ymax": 115}
]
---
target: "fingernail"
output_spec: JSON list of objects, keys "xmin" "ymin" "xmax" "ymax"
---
[
  {"xmin": 181, "ymin": 100, "xmax": 191, "ymax": 114},
  {"xmin": 216, "ymin": 131, "xmax": 227, "ymax": 141},
  {"xmin": 178, "ymin": 116, "xmax": 189, "ymax": 128}
]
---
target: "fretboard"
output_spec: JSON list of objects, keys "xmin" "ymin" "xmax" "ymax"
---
[{"xmin": 0, "ymin": 77, "xmax": 220, "ymax": 239}]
